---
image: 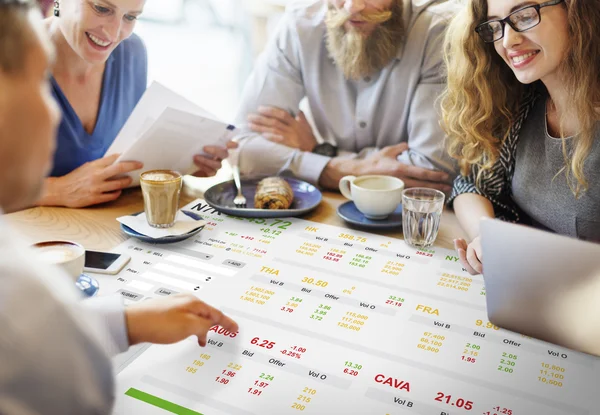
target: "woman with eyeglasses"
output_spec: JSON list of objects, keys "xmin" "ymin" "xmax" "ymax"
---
[
  {"xmin": 441, "ymin": 0, "xmax": 600, "ymax": 274},
  {"xmin": 36, "ymin": 0, "xmax": 234, "ymax": 208}
]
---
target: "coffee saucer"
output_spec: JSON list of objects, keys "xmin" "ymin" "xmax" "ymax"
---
[
  {"xmin": 337, "ymin": 201, "xmax": 403, "ymax": 230},
  {"xmin": 120, "ymin": 211, "xmax": 204, "ymax": 244}
]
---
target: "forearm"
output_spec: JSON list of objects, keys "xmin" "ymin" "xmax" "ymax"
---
[
  {"xmin": 453, "ymin": 193, "xmax": 495, "ymax": 241},
  {"xmin": 318, "ymin": 158, "xmax": 362, "ymax": 190},
  {"xmin": 396, "ymin": 148, "xmax": 458, "ymax": 177},
  {"xmin": 238, "ymin": 135, "xmax": 330, "ymax": 185},
  {"xmin": 36, "ymin": 177, "xmax": 62, "ymax": 207},
  {"xmin": 5, "ymin": 177, "xmax": 63, "ymax": 212}
]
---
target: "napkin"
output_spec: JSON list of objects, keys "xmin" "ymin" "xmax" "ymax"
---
[{"xmin": 117, "ymin": 211, "xmax": 206, "ymax": 239}]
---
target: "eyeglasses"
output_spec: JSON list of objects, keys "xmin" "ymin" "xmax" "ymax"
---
[{"xmin": 475, "ymin": 0, "xmax": 564, "ymax": 43}]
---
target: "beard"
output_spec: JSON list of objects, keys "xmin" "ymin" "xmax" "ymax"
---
[{"xmin": 325, "ymin": 1, "xmax": 405, "ymax": 80}]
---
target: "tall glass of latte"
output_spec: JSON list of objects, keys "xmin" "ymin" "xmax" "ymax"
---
[{"xmin": 140, "ymin": 170, "xmax": 183, "ymax": 228}]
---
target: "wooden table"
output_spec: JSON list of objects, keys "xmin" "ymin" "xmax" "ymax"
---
[{"xmin": 5, "ymin": 185, "xmax": 466, "ymax": 251}]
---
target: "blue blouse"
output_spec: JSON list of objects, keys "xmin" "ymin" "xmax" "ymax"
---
[{"xmin": 49, "ymin": 34, "xmax": 148, "ymax": 177}]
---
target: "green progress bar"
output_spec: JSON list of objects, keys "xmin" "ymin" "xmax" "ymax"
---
[{"xmin": 125, "ymin": 388, "xmax": 204, "ymax": 415}]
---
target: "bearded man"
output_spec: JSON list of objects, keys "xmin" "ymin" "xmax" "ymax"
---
[{"xmin": 234, "ymin": 0, "xmax": 458, "ymax": 191}]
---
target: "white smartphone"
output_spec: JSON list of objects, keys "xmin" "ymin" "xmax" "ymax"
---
[{"xmin": 84, "ymin": 250, "xmax": 131, "ymax": 275}]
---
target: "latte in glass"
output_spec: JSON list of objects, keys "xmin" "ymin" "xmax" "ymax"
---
[{"xmin": 140, "ymin": 170, "xmax": 182, "ymax": 228}]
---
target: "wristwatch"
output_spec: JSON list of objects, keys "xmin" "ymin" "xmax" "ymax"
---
[{"xmin": 312, "ymin": 143, "xmax": 338, "ymax": 157}]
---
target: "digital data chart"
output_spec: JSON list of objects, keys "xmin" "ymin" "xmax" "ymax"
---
[{"xmin": 107, "ymin": 200, "xmax": 600, "ymax": 415}]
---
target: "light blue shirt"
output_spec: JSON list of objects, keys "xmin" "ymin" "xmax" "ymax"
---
[
  {"xmin": 0, "ymin": 214, "xmax": 129, "ymax": 414},
  {"xmin": 235, "ymin": 0, "xmax": 459, "ymax": 184},
  {"xmin": 50, "ymin": 34, "xmax": 147, "ymax": 177}
]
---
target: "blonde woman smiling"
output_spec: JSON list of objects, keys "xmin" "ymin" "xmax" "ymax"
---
[
  {"xmin": 37, "ymin": 0, "xmax": 233, "ymax": 208},
  {"xmin": 441, "ymin": 0, "xmax": 600, "ymax": 274}
]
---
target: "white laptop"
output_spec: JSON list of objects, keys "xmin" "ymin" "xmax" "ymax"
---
[{"xmin": 481, "ymin": 219, "xmax": 600, "ymax": 356}]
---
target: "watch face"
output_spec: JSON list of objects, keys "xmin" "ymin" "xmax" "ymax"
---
[{"xmin": 313, "ymin": 143, "xmax": 338, "ymax": 157}]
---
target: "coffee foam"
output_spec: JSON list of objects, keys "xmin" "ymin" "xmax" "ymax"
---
[
  {"xmin": 34, "ymin": 244, "xmax": 82, "ymax": 265},
  {"xmin": 142, "ymin": 172, "xmax": 178, "ymax": 182}
]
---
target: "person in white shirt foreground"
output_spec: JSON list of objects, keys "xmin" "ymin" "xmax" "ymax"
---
[{"xmin": 0, "ymin": 1, "xmax": 238, "ymax": 413}]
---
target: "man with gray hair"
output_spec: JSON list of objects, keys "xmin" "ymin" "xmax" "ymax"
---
[{"xmin": 235, "ymin": 0, "xmax": 458, "ymax": 191}]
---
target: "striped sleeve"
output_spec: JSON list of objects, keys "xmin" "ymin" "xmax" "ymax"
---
[
  {"xmin": 447, "ymin": 91, "xmax": 539, "ymax": 222},
  {"xmin": 448, "ymin": 159, "xmax": 520, "ymax": 222}
]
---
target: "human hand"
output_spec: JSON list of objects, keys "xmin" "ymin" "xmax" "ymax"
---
[
  {"xmin": 454, "ymin": 237, "xmax": 483, "ymax": 275},
  {"xmin": 192, "ymin": 142, "xmax": 238, "ymax": 177},
  {"xmin": 248, "ymin": 106, "xmax": 317, "ymax": 152},
  {"xmin": 125, "ymin": 294, "xmax": 239, "ymax": 347},
  {"xmin": 42, "ymin": 154, "xmax": 142, "ymax": 208},
  {"xmin": 358, "ymin": 143, "xmax": 452, "ymax": 193}
]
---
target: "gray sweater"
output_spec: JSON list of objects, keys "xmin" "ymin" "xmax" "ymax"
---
[
  {"xmin": 449, "ymin": 88, "xmax": 600, "ymax": 243},
  {"xmin": 512, "ymin": 97, "xmax": 600, "ymax": 241}
]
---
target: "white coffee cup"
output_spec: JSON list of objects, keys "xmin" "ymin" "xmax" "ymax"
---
[
  {"xmin": 339, "ymin": 175, "xmax": 405, "ymax": 220},
  {"xmin": 32, "ymin": 240, "xmax": 85, "ymax": 282}
]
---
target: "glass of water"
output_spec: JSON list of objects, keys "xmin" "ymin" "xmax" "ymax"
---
[{"xmin": 402, "ymin": 188, "xmax": 445, "ymax": 248}]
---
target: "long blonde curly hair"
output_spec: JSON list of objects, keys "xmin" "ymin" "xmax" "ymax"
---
[{"xmin": 441, "ymin": 0, "xmax": 600, "ymax": 196}]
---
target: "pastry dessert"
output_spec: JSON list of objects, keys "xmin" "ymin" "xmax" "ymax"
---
[{"xmin": 254, "ymin": 177, "xmax": 294, "ymax": 209}]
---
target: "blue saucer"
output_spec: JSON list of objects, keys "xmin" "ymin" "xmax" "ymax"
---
[
  {"xmin": 120, "ymin": 210, "xmax": 205, "ymax": 244},
  {"xmin": 76, "ymin": 274, "xmax": 100, "ymax": 297},
  {"xmin": 337, "ymin": 201, "xmax": 403, "ymax": 230}
]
